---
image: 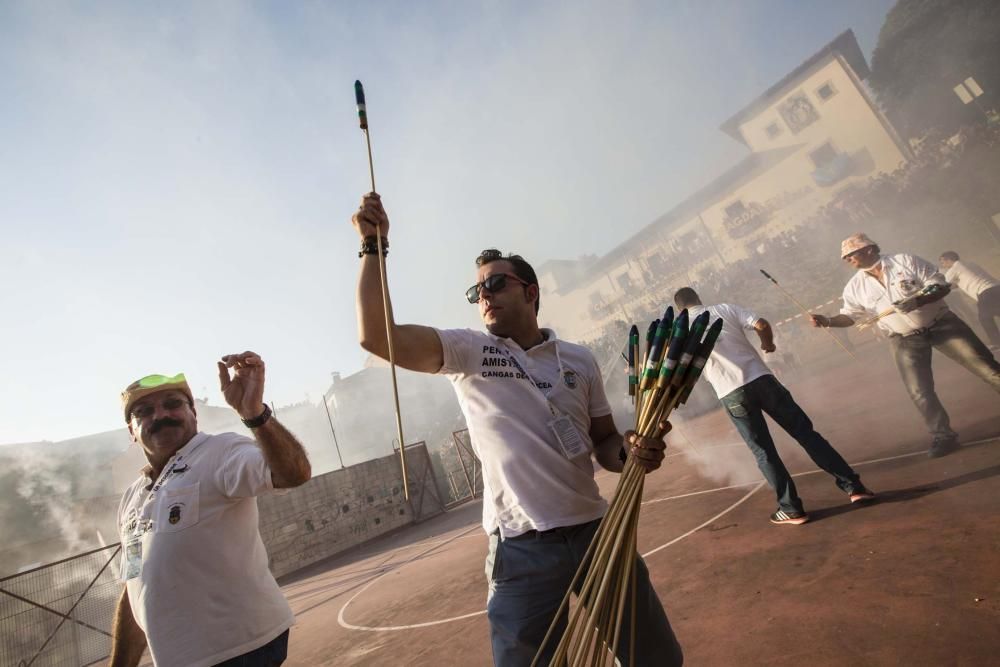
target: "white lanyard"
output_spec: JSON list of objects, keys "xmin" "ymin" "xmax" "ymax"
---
[{"xmin": 500, "ymin": 340, "xmax": 565, "ymax": 417}]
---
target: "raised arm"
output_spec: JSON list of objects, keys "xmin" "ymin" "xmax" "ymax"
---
[
  {"xmin": 218, "ymin": 352, "xmax": 311, "ymax": 488},
  {"xmin": 108, "ymin": 588, "xmax": 146, "ymax": 667},
  {"xmin": 353, "ymin": 193, "xmax": 444, "ymax": 373},
  {"xmin": 809, "ymin": 313, "xmax": 856, "ymax": 328},
  {"xmin": 753, "ymin": 318, "xmax": 776, "ymax": 353}
]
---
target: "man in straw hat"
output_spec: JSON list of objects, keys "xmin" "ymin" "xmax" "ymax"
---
[
  {"xmin": 674, "ymin": 288, "xmax": 874, "ymax": 526},
  {"xmin": 352, "ymin": 193, "xmax": 683, "ymax": 666},
  {"xmin": 810, "ymin": 233, "xmax": 1000, "ymax": 458},
  {"xmin": 109, "ymin": 352, "xmax": 311, "ymax": 667}
]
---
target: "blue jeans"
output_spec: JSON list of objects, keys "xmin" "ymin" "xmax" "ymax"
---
[
  {"xmin": 213, "ymin": 630, "xmax": 289, "ymax": 667},
  {"xmin": 889, "ymin": 311, "xmax": 1000, "ymax": 444},
  {"xmin": 720, "ymin": 374, "xmax": 860, "ymax": 513},
  {"xmin": 486, "ymin": 520, "xmax": 683, "ymax": 667}
]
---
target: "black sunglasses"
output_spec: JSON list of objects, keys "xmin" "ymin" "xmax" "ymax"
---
[{"xmin": 465, "ymin": 273, "xmax": 529, "ymax": 304}]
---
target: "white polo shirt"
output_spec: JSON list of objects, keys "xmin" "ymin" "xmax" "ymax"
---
[
  {"xmin": 117, "ymin": 432, "xmax": 293, "ymax": 667},
  {"xmin": 840, "ymin": 253, "xmax": 949, "ymax": 335},
  {"xmin": 945, "ymin": 260, "xmax": 999, "ymax": 300},
  {"xmin": 436, "ymin": 327, "xmax": 613, "ymax": 538},
  {"xmin": 688, "ymin": 304, "xmax": 772, "ymax": 399}
]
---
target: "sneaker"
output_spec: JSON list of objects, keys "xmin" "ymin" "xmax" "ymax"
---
[
  {"xmin": 770, "ymin": 509, "xmax": 809, "ymax": 525},
  {"xmin": 849, "ymin": 485, "xmax": 876, "ymax": 503},
  {"xmin": 928, "ymin": 439, "xmax": 960, "ymax": 459}
]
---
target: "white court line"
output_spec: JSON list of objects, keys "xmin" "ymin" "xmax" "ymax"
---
[
  {"xmin": 642, "ymin": 483, "xmax": 765, "ymax": 558},
  {"xmin": 664, "ymin": 442, "xmax": 744, "ymax": 459},
  {"xmin": 337, "ymin": 525, "xmax": 487, "ymax": 631},
  {"xmin": 336, "ymin": 436, "xmax": 999, "ymax": 632}
]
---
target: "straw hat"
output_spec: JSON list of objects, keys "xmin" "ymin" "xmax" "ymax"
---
[{"xmin": 840, "ymin": 232, "xmax": 877, "ymax": 258}]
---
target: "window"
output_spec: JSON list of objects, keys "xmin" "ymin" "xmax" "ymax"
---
[
  {"xmin": 647, "ymin": 252, "xmax": 669, "ymax": 273},
  {"xmin": 816, "ymin": 82, "xmax": 837, "ymax": 102},
  {"xmin": 809, "ymin": 143, "xmax": 838, "ymax": 169},
  {"xmin": 724, "ymin": 201, "xmax": 747, "ymax": 220},
  {"xmin": 765, "ymin": 121, "xmax": 782, "ymax": 139},
  {"xmin": 589, "ymin": 291, "xmax": 604, "ymax": 306},
  {"xmin": 616, "ymin": 273, "xmax": 634, "ymax": 292}
]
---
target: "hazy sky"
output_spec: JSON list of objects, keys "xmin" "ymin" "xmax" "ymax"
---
[{"xmin": 0, "ymin": 0, "xmax": 895, "ymax": 444}]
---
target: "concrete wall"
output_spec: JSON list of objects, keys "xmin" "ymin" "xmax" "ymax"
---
[{"xmin": 259, "ymin": 446, "xmax": 435, "ymax": 578}]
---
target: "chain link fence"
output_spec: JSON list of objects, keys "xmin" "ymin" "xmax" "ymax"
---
[
  {"xmin": 436, "ymin": 429, "xmax": 482, "ymax": 505},
  {"xmin": 1, "ymin": 543, "xmax": 121, "ymax": 667}
]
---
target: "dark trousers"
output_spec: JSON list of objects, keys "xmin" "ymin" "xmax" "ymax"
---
[
  {"xmin": 890, "ymin": 311, "xmax": 1000, "ymax": 444},
  {"xmin": 720, "ymin": 374, "xmax": 860, "ymax": 513},
  {"xmin": 213, "ymin": 630, "xmax": 289, "ymax": 667},
  {"xmin": 977, "ymin": 285, "xmax": 1000, "ymax": 346},
  {"xmin": 486, "ymin": 520, "xmax": 683, "ymax": 667}
]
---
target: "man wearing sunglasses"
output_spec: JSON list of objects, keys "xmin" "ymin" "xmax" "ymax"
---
[
  {"xmin": 353, "ymin": 193, "xmax": 682, "ymax": 667},
  {"xmin": 809, "ymin": 233, "xmax": 1000, "ymax": 458},
  {"xmin": 109, "ymin": 352, "xmax": 311, "ymax": 667}
]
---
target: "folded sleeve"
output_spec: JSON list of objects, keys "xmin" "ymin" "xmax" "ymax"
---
[
  {"xmin": 435, "ymin": 328, "xmax": 482, "ymax": 375},
  {"xmin": 839, "ymin": 284, "xmax": 869, "ymax": 319},
  {"xmin": 214, "ymin": 437, "xmax": 277, "ymax": 498}
]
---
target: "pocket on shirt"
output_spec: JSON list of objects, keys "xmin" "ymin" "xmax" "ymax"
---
[{"xmin": 155, "ymin": 483, "xmax": 200, "ymax": 533}]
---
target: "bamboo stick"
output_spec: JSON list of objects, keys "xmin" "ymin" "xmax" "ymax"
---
[
  {"xmin": 759, "ymin": 269, "xmax": 858, "ymax": 361},
  {"xmin": 535, "ymin": 309, "xmax": 723, "ymax": 666}
]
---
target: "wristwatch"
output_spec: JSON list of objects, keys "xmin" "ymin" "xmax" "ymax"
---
[{"xmin": 242, "ymin": 404, "xmax": 273, "ymax": 429}]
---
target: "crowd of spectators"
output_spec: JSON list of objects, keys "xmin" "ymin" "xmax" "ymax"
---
[{"xmin": 580, "ymin": 122, "xmax": 1000, "ymax": 380}]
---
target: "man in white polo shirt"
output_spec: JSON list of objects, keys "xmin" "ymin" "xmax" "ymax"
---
[
  {"xmin": 810, "ymin": 234, "xmax": 1000, "ymax": 458},
  {"xmin": 109, "ymin": 352, "xmax": 312, "ymax": 667},
  {"xmin": 352, "ymin": 193, "xmax": 682, "ymax": 667},
  {"xmin": 939, "ymin": 251, "xmax": 1000, "ymax": 349},
  {"xmin": 673, "ymin": 288, "xmax": 873, "ymax": 526}
]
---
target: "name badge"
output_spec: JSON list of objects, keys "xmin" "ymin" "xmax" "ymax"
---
[
  {"xmin": 549, "ymin": 414, "xmax": 588, "ymax": 459},
  {"xmin": 121, "ymin": 538, "xmax": 143, "ymax": 581}
]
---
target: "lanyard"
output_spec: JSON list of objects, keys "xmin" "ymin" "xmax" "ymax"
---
[{"xmin": 500, "ymin": 340, "xmax": 565, "ymax": 417}]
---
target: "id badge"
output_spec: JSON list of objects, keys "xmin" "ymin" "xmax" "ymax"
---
[
  {"xmin": 122, "ymin": 538, "xmax": 143, "ymax": 581},
  {"xmin": 550, "ymin": 414, "xmax": 588, "ymax": 459}
]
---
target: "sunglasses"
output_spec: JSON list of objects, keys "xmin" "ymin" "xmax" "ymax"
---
[
  {"xmin": 131, "ymin": 396, "xmax": 190, "ymax": 421},
  {"xmin": 465, "ymin": 273, "xmax": 530, "ymax": 304}
]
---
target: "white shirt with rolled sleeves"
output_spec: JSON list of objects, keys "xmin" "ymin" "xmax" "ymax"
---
[
  {"xmin": 688, "ymin": 304, "xmax": 772, "ymax": 399},
  {"xmin": 117, "ymin": 432, "xmax": 293, "ymax": 667},
  {"xmin": 435, "ymin": 327, "xmax": 613, "ymax": 538},
  {"xmin": 944, "ymin": 260, "xmax": 999, "ymax": 300},
  {"xmin": 840, "ymin": 253, "xmax": 949, "ymax": 336}
]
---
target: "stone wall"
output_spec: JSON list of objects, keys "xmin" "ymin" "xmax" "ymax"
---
[{"xmin": 258, "ymin": 444, "xmax": 442, "ymax": 578}]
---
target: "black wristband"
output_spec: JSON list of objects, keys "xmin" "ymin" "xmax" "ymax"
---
[
  {"xmin": 359, "ymin": 236, "xmax": 388, "ymax": 258},
  {"xmin": 241, "ymin": 404, "xmax": 272, "ymax": 429}
]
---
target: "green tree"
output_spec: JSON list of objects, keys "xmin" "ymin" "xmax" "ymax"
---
[{"xmin": 870, "ymin": 0, "xmax": 1000, "ymax": 137}]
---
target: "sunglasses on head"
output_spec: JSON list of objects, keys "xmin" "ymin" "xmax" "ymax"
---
[
  {"xmin": 136, "ymin": 373, "xmax": 187, "ymax": 389},
  {"xmin": 465, "ymin": 273, "xmax": 529, "ymax": 304}
]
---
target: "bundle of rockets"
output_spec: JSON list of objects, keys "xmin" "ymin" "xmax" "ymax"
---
[{"xmin": 534, "ymin": 307, "xmax": 723, "ymax": 666}]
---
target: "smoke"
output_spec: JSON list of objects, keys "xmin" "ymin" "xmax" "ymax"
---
[
  {"xmin": 13, "ymin": 451, "xmax": 90, "ymax": 553},
  {"xmin": 669, "ymin": 417, "xmax": 762, "ymax": 487}
]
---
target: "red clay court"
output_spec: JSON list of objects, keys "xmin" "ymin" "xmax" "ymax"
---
[{"xmin": 279, "ymin": 342, "xmax": 1000, "ymax": 666}]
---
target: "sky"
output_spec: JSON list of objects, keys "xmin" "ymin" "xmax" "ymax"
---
[{"xmin": 0, "ymin": 0, "xmax": 896, "ymax": 444}]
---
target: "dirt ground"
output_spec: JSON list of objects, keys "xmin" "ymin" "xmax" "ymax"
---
[{"xmin": 279, "ymin": 338, "xmax": 1000, "ymax": 666}]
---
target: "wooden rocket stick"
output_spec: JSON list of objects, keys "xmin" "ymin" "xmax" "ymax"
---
[
  {"xmin": 759, "ymin": 269, "xmax": 857, "ymax": 360},
  {"xmin": 356, "ymin": 80, "xmax": 410, "ymax": 500}
]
